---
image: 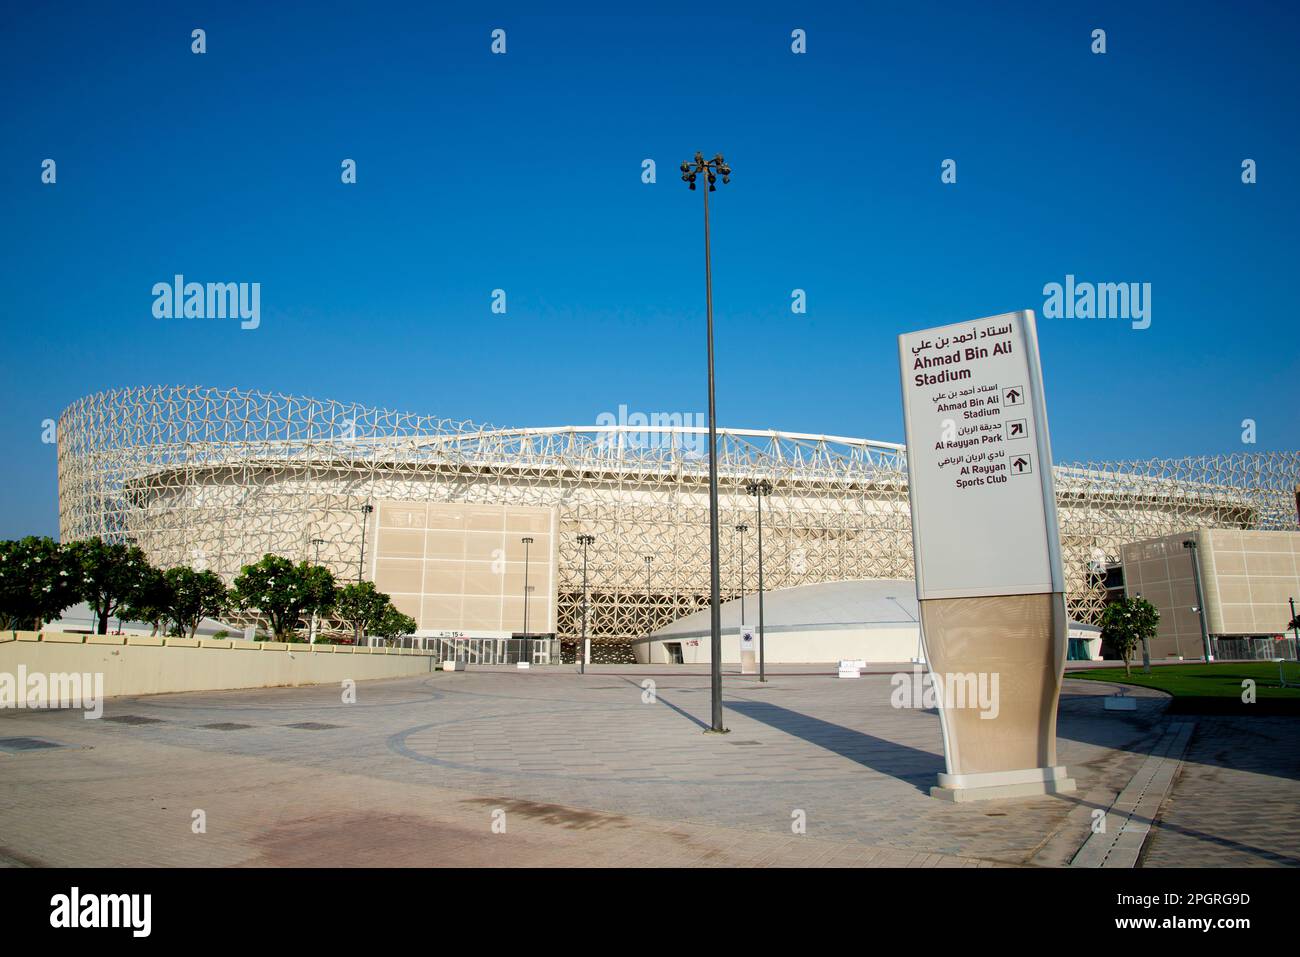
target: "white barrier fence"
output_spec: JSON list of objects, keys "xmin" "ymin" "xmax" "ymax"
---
[{"xmin": 369, "ymin": 636, "xmax": 562, "ymax": 665}]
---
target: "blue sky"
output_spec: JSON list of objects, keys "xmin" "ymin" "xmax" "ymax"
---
[{"xmin": 2, "ymin": 1, "xmax": 1298, "ymax": 538}]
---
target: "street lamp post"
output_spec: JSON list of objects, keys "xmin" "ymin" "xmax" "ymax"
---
[
  {"xmin": 1183, "ymin": 539, "xmax": 1214, "ymax": 662},
  {"xmin": 680, "ymin": 150, "xmax": 732, "ymax": 733},
  {"xmin": 1134, "ymin": 592, "xmax": 1152, "ymax": 674},
  {"xmin": 357, "ymin": 503, "xmax": 374, "ymax": 582},
  {"xmin": 644, "ymin": 555, "xmax": 653, "ymax": 664},
  {"xmin": 1291, "ymin": 596, "xmax": 1299, "ymax": 663},
  {"xmin": 355, "ymin": 504, "xmax": 373, "ymax": 646},
  {"xmin": 521, "ymin": 536, "xmax": 534, "ymax": 664},
  {"xmin": 746, "ymin": 479, "xmax": 772, "ymax": 682},
  {"xmin": 735, "ymin": 524, "xmax": 748, "ymax": 626},
  {"xmin": 310, "ymin": 538, "xmax": 325, "ymax": 644},
  {"xmin": 578, "ymin": 534, "xmax": 595, "ymax": 673}
]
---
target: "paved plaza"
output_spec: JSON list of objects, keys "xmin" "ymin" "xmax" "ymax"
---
[{"xmin": 0, "ymin": 667, "xmax": 1295, "ymax": 867}]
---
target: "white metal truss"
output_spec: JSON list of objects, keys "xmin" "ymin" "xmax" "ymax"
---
[{"xmin": 57, "ymin": 386, "xmax": 1300, "ymax": 658}]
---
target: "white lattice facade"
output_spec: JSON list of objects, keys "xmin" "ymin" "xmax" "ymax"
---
[{"xmin": 57, "ymin": 387, "xmax": 1300, "ymax": 655}]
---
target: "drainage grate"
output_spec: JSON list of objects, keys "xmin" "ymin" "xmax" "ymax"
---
[
  {"xmin": 200, "ymin": 722, "xmax": 253, "ymax": 731},
  {"xmin": 728, "ymin": 740, "xmax": 763, "ymax": 746},
  {"xmin": 101, "ymin": 715, "xmax": 164, "ymax": 725},
  {"xmin": 0, "ymin": 737, "xmax": 65, "ymax": 752},
  {"xmin": 284, "ymin": 722, "xmax": 342, "ymax": 730}
]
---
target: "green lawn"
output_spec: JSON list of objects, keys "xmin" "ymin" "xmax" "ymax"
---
[{"xmin": 1067, "ymin": 662, "xmax": 1300, "ymax": 714}]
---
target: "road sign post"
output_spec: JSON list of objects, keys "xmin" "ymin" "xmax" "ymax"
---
[
  {"xmin": 739, "ymin": 625, "xmax": 757, "ymax": 675},
  {"xmin": 898, "ymin": 310, "xmax": 1076, "ymax": 802}
]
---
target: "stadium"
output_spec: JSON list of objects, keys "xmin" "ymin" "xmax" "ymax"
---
[{"xmin": 56, "ymin": 386, "xmax": 1300, "ymax": 662}]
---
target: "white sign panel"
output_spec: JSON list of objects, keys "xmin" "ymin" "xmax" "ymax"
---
[
  {"xmin": 739, "ymin": 626, "xmax": 756, "ymax": 651},
  {"xmin": 898, "ymin": 310, "xmax": 1064, "ymax": 600}
]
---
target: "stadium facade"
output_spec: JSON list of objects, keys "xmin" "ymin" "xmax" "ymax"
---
[{"xmin": 57, "ymin": 386, "xmax": 1300, "ymax": 661}]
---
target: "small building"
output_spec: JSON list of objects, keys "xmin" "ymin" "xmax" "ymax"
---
[
  {"xmin": 636, "ymin": 578, "xmax": 1102, "ymax": 664},
  {"xmin": 1121, "ymin": 529, "xmax": 1300, "ymax": 659}
]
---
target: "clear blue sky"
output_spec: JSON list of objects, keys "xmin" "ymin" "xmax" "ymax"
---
[{"xmin": 2, "ymin": 1, "xmax": 1297, "ymax": 539}]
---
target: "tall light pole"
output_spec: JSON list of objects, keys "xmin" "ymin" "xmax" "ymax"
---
[
  {"xmin": 357, "ymin": 503, "xmax": 374, "ymax": 582},
  {"xmin": 681, "ymin": 150, "xmax": 731, "ymax": 733},
  {"xmin": 578, "ymin": 533, "xmax": 595, "ymax": 673},
  {"xmin": 310, "ymin": 538, "xmax": 325, "ymax": 645},
  {"xmin": 1290, "ymin": 596, "xmax": 1299, "ymax": 663},
  {"xmin": 746, "ymin": 478, "xmax": 772, "ymax": 682},
  {"xmin": 1183, "ymin": 539, "xmax": 1213, "ymax": 663},
  {"xmin": 644, "ymin": 555, "xmax": 653, "ymax": 664},
  {"xmin": 1134, "ymin": 591, "xmax": 1152, "ymax": 673},
  {"xmin": 522, "ymin": 536, "xmax": 534, "ymax": 663},
  {"xmin": 355, "ymin": 504, "xmax": 373, "ymax": 646},
  {"xmin": 734, "ymin": 524, "xmax": 748, "ymax": 625}
]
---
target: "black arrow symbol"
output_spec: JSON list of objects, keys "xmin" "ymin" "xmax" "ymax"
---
[
  {"xmin": 1010, "ymin": 422, "xmax": 1025, "ymax": 436},
  {"xmin": 1012, "ymin": 457, "xmax": 1029, "ymax": 472},
  {"xmin": 1005, "ymin": 388, "xmax": 1022, "ymax": 402}
]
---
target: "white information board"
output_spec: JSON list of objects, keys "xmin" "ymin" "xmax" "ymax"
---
[
  {"xmin": 898, "ymin": 310, "xmax": 1064, "ymax": 600},
  {"xmin": 739, "ymin": 626, "xmax": 756, "ymax": 651}
]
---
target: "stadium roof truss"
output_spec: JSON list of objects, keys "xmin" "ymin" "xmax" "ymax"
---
[{"xmin": 58, "ymin": 387, "xmax": 1300, "ymax": 650}]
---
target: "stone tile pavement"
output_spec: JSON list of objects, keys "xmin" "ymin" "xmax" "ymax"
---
[
  {"xmin": 1139, "ymin": 716, "xmax": 1300, "ymax": 868},
  {"xmin": 0, "ymin": 667, "xmax": 1287, "ymax": 867}
]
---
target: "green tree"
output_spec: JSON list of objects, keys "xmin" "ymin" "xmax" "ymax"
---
[
  {"xmin": 0, "ymin": 537, "xmax": 78, "ymax": 632},
  {"xmin": 118, "ymin": 565, "xmax": 173, "ymax": 636},
  {"xmin": 231, "ymin": 554, "xmax": 336, "ymax": 641},
  {"xmin": 1099, "ymin": 596, "xmax": 1161, "ymax": 677},
  {"xmin": 164, "ymin": 567, "xmax": 230, "ymax": 639},
  {"xmin": 371, "ymin": 603, "xmax": 417, "ymax": 641},
  {"xmin": 65, "ymin": 538, "xmax": 157, "ymax": 635},
  {"xmin": 335, "ymin": 581, "xmax": 394, "ymax": 644}
]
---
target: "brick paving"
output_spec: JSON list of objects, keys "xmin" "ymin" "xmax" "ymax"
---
[
  {"xmin": 1139, "ymin": 717, "xmax": 1300, "ymax": 867},
  {"xmin": 0, "ymin": 667, "xmax": 1279, "ymax": 867}
]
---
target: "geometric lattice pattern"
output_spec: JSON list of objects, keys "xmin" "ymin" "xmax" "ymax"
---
[{"xmin": 58, "ymin": 386, "xmax": 1300, "ymax": 650}]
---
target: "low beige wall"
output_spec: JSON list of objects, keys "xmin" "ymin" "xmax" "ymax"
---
[{"xmin": 0, "ymin": 631, "xmax": 436, "ymax": 698}]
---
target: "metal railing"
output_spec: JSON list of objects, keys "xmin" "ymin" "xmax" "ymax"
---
[
  {"xmin": 1211, "ymin": 637, "xmax": 1298, "ymax": 661},
  {"xmin": 367, "ymin": 636, "xmax": 562, "ymax": 665}
]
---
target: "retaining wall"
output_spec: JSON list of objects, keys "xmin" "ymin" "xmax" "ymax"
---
[{"xmin": 0, "ymin": 631, "xmax": 436, "ymax": 698}]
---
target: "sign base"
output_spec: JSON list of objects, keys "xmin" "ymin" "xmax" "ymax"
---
[
  {"xmin": 930, "ymin": 766, "xmax": 1076, "ymax": 802},
  {"xmin": 739, "ymin": 649, "xmax": 757, "ymax": 675}
]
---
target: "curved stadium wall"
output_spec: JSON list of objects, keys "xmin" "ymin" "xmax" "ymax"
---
[{"xmin": 57, "ymin": 386, "xmax": 1300, "ymax": 660}]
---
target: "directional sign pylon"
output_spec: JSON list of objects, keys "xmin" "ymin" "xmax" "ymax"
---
[{"xmin": 899, "ymin": 310, "xmax": 1075, "ymax": 802}]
